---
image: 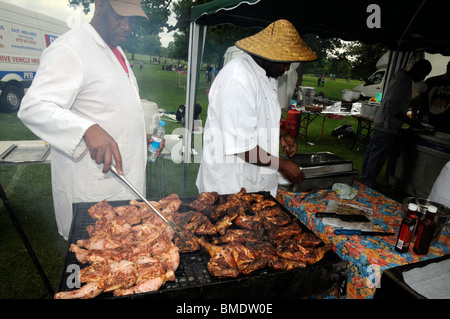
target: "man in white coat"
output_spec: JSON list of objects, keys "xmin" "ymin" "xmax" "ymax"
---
[
  {"xmin": 18, "ymin": 0, "xmax": 161, "ymax": 240},
  {"xmin": 196, "ymin": 20, "xmax": 317, "ymax": 197}
]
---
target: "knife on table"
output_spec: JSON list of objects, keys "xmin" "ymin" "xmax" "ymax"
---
[
  {"xmin": 110, "ymin": 165, "xmax": 186, "ymax": 239},
  {"xmin": 334, "ymin": 229, "xmax": 395, "ymax": 236},
  {"xmin": 316, "ymin": 212, "xmax": 371, "ymax": 222}
]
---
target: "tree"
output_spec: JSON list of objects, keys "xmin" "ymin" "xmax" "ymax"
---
[
  {"xmin": 67, "ymin": 0, "xmax": 171, "ymax": 56},
  {"xmin": 346, "ymin": 42, "xmax": 387, "ymax": 80},
  {"xmin": 139, "ymin": 34, "xmax": 162, "ymax": 58}
]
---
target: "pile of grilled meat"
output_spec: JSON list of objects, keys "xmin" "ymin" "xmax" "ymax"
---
[
  {"xmin": 55, "ymin": 188, "xmax": 332, "ymax": 299},
  {"xmin": 55, "ymin": 194, "xmax": 183, "ymax": 299},
  {"xmin": 180, "ymin": 188, "xmax": 333, "ymax": 278}
]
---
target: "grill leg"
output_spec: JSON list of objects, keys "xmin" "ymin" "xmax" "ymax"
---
[{"xmin": 0, "ymin": 183, "xmax": 55, "ymax": 297}]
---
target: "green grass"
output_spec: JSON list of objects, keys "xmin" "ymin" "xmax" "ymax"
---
[{"xmin": 0, "ymin": 59, "xmax": 394, "ymax": 299}]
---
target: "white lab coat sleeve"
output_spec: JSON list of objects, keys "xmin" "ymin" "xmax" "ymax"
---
[
  {"xmin": 211, "ymin": 77, "xmax": 258, "ymax": 156},
  {"xmin": 18, "ymin": 42, "xmax": 96, "ymax": 158}
]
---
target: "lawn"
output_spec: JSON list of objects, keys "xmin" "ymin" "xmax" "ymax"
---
[{"xmin": 0, "ymin": 57, "xmax": 391, "ymax": 298}]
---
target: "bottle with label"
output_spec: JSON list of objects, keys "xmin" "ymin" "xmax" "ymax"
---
[
  {"xmin": 413, "ymin": 205, "xmax": 438, "ymax": 255},
  {"xmin": 395, "ymin": 203, "xmax": 418, "ymax": 253},
  {"xmin": 148, "ymin": 120, "xmax": 165, "ymax": 162}
]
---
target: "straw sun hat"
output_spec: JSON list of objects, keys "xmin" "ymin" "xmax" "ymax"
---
[
  {"xmin": 236, "ymin": 19, "xmax": 317, "ymax": 63},
  {"xmin": 109, "ymin": 0, "xmax": 148, "ymax": 20}
]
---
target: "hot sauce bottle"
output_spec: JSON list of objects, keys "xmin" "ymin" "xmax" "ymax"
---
[
  {"xmin": 395, "ymin": 203, "xmax": 418, "ymax": 253},
  {"xmin": 413, "ymin": 205, "xmax": 438, "ymax": 255}
]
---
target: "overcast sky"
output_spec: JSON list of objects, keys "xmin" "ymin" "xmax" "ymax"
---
[{"xmin": 1, "ymin": 0, "xmax": 174, "ymax": 47}]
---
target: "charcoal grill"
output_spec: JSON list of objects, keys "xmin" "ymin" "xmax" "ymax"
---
[
  {"xmin": 284, "ymin": 152, "xmax": 358, "ymax": 192},
  {"xmin": 57, "ymin": 192, "xmax": 348, "ymax": 299}
]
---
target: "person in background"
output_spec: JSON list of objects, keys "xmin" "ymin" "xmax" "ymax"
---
[
  {"xmin": 211, "ymin": 65, "xmax": 219, "ymax": 83},
  {"xmin": 360, "ymin": 59, "xmax": 432, "ymax": 189},
  {"xmin": 196, "ymin": 19, "xmax": 317, "ymax": 197},
  {"xmin": 415, "ymin": 61, "xmax": 450, "ymax": 133},
  {"xmin": 18, "ymin": 0, "xmax": 163, "ymax": 240}
]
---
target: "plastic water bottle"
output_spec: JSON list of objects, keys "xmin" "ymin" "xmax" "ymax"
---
[{"xmin": 148, "ymin": 120, "xmax": 165, "ymax": 162}]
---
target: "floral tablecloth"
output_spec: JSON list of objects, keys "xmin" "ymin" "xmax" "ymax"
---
[{"xmin": 276, "ymin": 182, "xmax": 450, "ymax": 299}]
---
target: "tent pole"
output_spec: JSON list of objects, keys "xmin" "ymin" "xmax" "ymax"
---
[{"xmin": 184, "ymin": 22, "xmax": 206, "ymax": 192}]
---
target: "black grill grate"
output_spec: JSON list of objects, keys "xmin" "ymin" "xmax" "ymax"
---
[{"xmin": 56, "ymin": 194, "xmax": 348, "ymax": 298}]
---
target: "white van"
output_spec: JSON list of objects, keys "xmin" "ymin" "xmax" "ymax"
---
[
  {"xmin": 0, "ymin": 2, "xmax": 68, "ymax": 112},
  {"xmin": 354, "ymin": 51, "xmax": 450, "ymax": 99}
]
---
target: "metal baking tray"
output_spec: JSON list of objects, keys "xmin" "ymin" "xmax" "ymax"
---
[
  {"xmin": 286, "ymin": 170, "xmax": 359, "ymax": 193},
  {"xmin": 287, "ymin": 152, "xmax": 354, "ymax": 178},
  {"xmin": 0, "ymin": 143, "xmax": 50, "ymax": 163},
  {"xmin": 56, "ymin": 193, "xmax": 348, "ymax": 299}
]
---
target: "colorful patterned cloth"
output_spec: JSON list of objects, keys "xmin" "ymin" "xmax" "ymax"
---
[{"xmin": 276, "ymin": 182, "xmax": 450, "ymax": 299}]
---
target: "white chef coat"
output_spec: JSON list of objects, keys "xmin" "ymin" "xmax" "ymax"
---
[
  {"xmin": 429, "ymin": 161, "xmax": 450, "ymax": 208},
  {"xmin": 196, "ymin": 53, "xmax": 281, "ymax": 197},
  {"xmin": 18, "ymin": 23, "xmax": 147, "ymax": 240}
]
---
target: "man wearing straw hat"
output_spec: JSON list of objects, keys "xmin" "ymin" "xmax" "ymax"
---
[{"xmin": 196, "ymin": 19, "xmax": 317, "ymax": 197}]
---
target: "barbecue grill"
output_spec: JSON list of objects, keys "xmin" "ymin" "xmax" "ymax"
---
[{"xmin": 57, "ymin": 193, "xmax": 348, "ymax": 299}]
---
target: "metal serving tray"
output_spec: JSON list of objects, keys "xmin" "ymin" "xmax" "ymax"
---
[
  {"xmin": 287, "ymin": 152, "xmax": 354, "ymax": 178},
  {"xmin": 57, "ymin": 193, "xmax": 348, "ymax": 299},
  {"xmin": 286, "ymin": 170, "xmax": 359, "ymax": 193},
  {"xmin": 0, "ymin": 144, "xmax": 50, "ymax": 163}
]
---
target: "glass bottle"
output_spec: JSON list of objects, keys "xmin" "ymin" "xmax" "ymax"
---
[
  {"xmin": 395, "ymin": 203, "xmax": 418, "ymax": 253},
  {"xmin": 413, "ymin": 205, "xmax": 438, "ymax": 255}
]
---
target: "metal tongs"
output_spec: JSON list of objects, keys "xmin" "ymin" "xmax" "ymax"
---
[{"xmin": 110, "ymin": 165, "xmax": 186, "ymax": 239}]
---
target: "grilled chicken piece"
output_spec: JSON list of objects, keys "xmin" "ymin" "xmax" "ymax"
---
[
  {"xmin": 246, "ymin": 241, "xmax": 279, "ymax": 267},
  {"xmin": 262, "ymin": 213, "xmax": 291, "ymax": 229},
  {"xmin": 211, "ymin": 228, "xmax": 264, "ymax": 245},
  {"xmin": 247, "ymin": 241, "xmax": 308, "ymax": 271},
  {"xmin": 70, "ymin": 244, "xmax": 130, "ymax": 264},
  {"xmin": 214, "ymin": 212, "xmax": 239, "ymax": 235},
  {"xmin": 173, "ymin": 230, "xmax": 200, "ymax": 252},
  {"xmin": 204, "ymin": 196, "xmax": 246, "ymax": 220},
  {"xmin": 172, "ymin": 211, "xmax": 217, "ymax": 236},
  {"xmin": 267, "ymin": 222, "xmax": 302, "ymax": 242},
  {"xmin": 248, "ymin": 200, "xmax": 278, "ymax": 212},
  {"xmin": 55, "ymin": 260, "xmax": 138, "ymax": 298},
  {"xmin": 187, "ymin": 192, "xmax": 219, "ymax": 211},
  {"xmin": 271, "ymin": 258, "xmax": 307, "ymax": 271},
  {"xmin": 240, "ymin": 193, "xmax": 264, "ymax": 203},
  {"xmin": 234, "ymin": 212, "xmax": 264, "ymax": 231},
  {"xmin": 293, "ymin": 232, "xmax": 323, "ymax": 248},
  {"xmin": 277, "ymin": 241, "xmax": 333, "ymax": 265},
  {"xmin": 55, "ymin": 281, "xmax": 105, "ymax": 299},
  {"xmin": 113, "ymin": 257, "xmax": 166, "ymax": 296},
  {"xmin": 76, "ymin": 232, "xmax": 135, "ymax": 250},
  {"xmin": 88, "ymin": 200, "xmax": 117, "ymax": 220},
  {"xmin": 225, "ymin": 242, "xmax": 268, "ymax": 275},
  {"xmin": 78, "ymin": 261, "xmax": 110, "ymax": 283},
  {"xmin": 102, "ymin": 260, "xmax": 137, "ymax": 292},
  {"xmin": 133, "ymin": 232, "xmax": 179, "ymax": 281},
  {"xmin": 198, "ymin": 237, "xmax": 239, "ymax": 278},
  {"xmin": 129, "ymin": 199, "xmax": 162, "ymax": 220},
  {"xmin": 157, "ymin": 193, "xmax": 182, "ymax": 215},
  {"xmin": 113, "ymin": 205, "xmax": 142, "ymax": 225},
  {"xmin": 258, "ymin": 207, "xmax": 291, "ymax": 228}
]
